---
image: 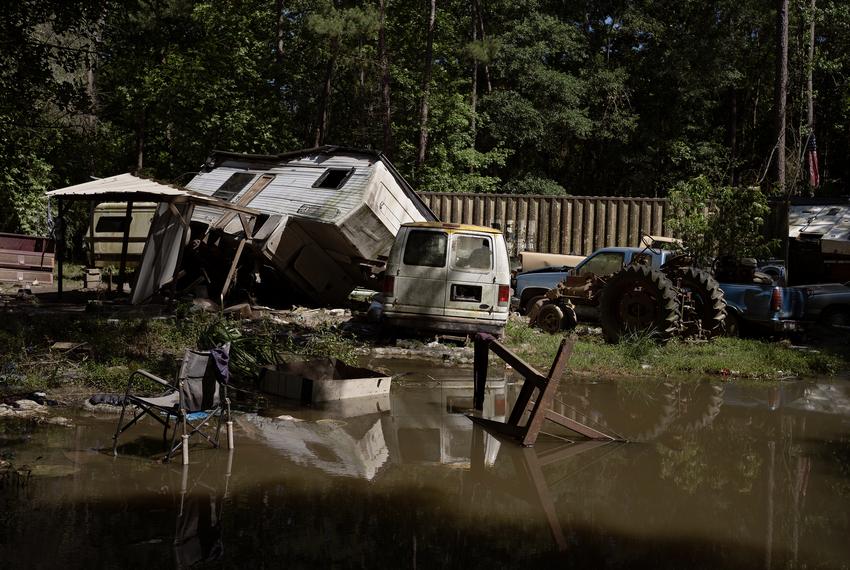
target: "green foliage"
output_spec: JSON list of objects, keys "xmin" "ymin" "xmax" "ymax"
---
[
  {"xmin": 503, "ymin": 176, "xmax": 568, "ymax": 196},
  {"xmin": 667, "ymin": 177, "xmax": 772, "ymax": 263},
  {"xmin": 2, "ymin": 0, "xmax": 850, "ymax": 238}
]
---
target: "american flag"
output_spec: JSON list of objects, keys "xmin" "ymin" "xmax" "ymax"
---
[{"xmin": 807, "ymin": 134, "xmax": 820, "ymax": 188}]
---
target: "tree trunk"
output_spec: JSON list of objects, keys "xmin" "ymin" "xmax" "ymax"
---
[
  {"xmin": 807, "ymin": 0, "xmax": 816, "ymax": 130},
  {"xmin": 314, "ymin": 49, "xmax": 336, "ymax": 147},
  {"xmin": 473, "ymin": 0, "xmax": 491, "ymax": 93},
  {"xmin": 135, "ymin": 110, "xmax": 145, "ymax": 172},
  {"xmin": 729, "ymin": 88, "xmax": 737, "ymax": 186},
  {"xmin": 378, "ymin": 0, "xmax": 393, "ymax": 156},
  {"xmin": 774, "ymin": 0, "xmax": 789, "ymax": 193},
  {"xmin": 470, "ymin": 0, "xmax": 478, "ymax": 138},
  {"xmin": 416, "ymin": 0, "xmax": 437, "ymax": 172},
  {"xmin": 275, "ymin": 0, "xmax": 284, "ymax": 67}
]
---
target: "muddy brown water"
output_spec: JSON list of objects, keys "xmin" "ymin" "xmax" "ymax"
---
[{"xmin": 2, "ymin": 361, "xmax": 850, "ymax": 569}]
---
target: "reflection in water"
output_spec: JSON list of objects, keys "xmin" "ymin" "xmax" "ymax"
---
[
  {"xmin": 173, "ymin": 457, "xmax": 231, "ymax": 568},
  {"xmin": 2, "ymin": 375, "xmax": 850, "ymax": 568}
]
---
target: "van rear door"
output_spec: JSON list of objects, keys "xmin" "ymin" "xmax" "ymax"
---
[
  {"xmin": 444, "ymin": 233, "xmax": 498, "ymax": 320},
  {"xmin": 391, "ymin": 229, "xmax": 448, "ymax": 316}
]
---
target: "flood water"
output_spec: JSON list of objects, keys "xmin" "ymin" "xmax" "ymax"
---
[{"xmin": 2, "ymin": 361, "xmax": 850, "ymax": 569}]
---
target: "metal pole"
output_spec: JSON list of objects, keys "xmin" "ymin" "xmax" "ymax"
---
[
  {"xmin": 57, "ymin": 198, "xmax": 64, "ymax": 299},
  {"xmin": 117, "ymin": 200, "xmax": 133, "ymax": 293}
]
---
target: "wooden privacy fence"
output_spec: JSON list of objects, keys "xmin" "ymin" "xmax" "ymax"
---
[{"xmin": 420, "ymin": 192, "xmax": 671, "ymax": 256}]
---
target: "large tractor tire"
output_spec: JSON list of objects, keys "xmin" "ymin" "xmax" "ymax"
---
[
  {"xmin": 599, "ymin": 265, "xmax": 680, "ymax": 343},
  {"xmin": 672, "ymin": 267, "xmax": 727, "ymax": 338}
]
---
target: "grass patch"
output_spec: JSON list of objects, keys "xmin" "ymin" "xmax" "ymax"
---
[{"xmin": 503, "ymin": 320, "xmax": 848, "ymax": 379}]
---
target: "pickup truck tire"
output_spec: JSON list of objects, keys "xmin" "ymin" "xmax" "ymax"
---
[
  {"xmin": 723, "ymin": 311, "xmax": 741, "ymax": 337},
  {"xmin": 600, "ymin": 265, "xmax": 680, "ymax": 343},
  {"xmin": 674, "ymin": 267, "xmax": 727, "ymax": 338},
  {"xmin": 520, "ymin": 293, "xmax": 546, "ymax": 315}
]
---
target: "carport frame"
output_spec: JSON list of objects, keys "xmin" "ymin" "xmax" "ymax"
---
[{"xmin": 46, "ymin": 174, "xmax": 259, "ymax": 301}]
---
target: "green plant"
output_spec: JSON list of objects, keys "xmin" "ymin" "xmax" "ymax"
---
[{"xmin": 667, "ymin": 177, "xmax": 773, "ymax": 264}]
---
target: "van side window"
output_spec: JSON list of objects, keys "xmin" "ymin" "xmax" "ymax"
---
[
  {"xmin": 451, "ymin": 235, "xmax": 492, "ymax": 270},
  {"xmin": 403, "ymin": 230, "xmax": 447, "ymax": 267},
  {"xmin": 577, "ymin": 252, "xmax": 624, "ymax": 276}
]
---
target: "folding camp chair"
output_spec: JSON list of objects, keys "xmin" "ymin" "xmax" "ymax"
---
[{"xmin": 112, "ymin": 343, "xmax": 233, "ymax": 463}]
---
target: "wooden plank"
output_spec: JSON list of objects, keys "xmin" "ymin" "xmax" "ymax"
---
[
  {"xmin": 628, "ymin": 200, "xmax": 640, "ymax": 248},
  {"xmin": 594, "ymin": 200, "xmax": 605, "ymax": 250},
  {"xmin": 489, "ymin": 341, "xmax": 546, "ymax": 386},
  {"xmin": 517, "ymin": 198, "xmax": 529, "ymax": 253},
  {"xmin": 606, "ymin": 199, "xmax": 617, "ymax": 246},
  {"xmin": 617, "ymin": 200, "xmax": 629, "ymax": 246},
  {"xmin": 544, "ymin": 409, "xmax": 615, "ymax": 440},
  {"xmin": 641, "ymin": 200, "xmax": 652, "ymax": 239},
  {"xmin": 561, "ymin": 199, "xmax": 572, "ymax": 253},
  {"xmin": 441, "ymin": 194, "xmax": 451, "ymax": 222},
  {"xmin": 652, "ymin": 202, "xmax": 664, "ymax": 236},
  {"xmin": 527, "ymin": 198, "xmax": 539, "ymax": 252},
  {"xmin": 539, "ymin": 198, "xmax": 550, "ymax": 253},
  {"xmin": 521, "ymin": 340, "xmax": 574, "ymax": 446},
  {"xmin": 0, "ymin": 268, "xmax": 54, "ymax": 284},
  {"xmin": 550, "ymin": 199, "xmax": 561, "ymax": 254},
  {"xmin": 0, "ymin": 250, "xmax": 55, "ymax": 269},
  {"xmin": 463, "ymin": 196, "xmax": 474, "ymax": 224},
  {"xmin": 571, "ymin": 199, "xmax": 582, "ymax": 255},
  {"xmin": 583, "ymin": 199, "xmax": 594, "ymax": 255}
]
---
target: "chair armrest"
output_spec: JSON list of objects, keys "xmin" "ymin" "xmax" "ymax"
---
[{"xmin": 126, "ymin": 369, "xmax": 174, "ymax": 391}]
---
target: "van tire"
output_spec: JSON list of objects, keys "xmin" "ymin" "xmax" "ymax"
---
[
  {"xmin": 600, "ymin": 265, "xmax": 680, "ymax": 343},
  {"xmin": 673, "ymin": 267, "xmax": 727, "ymax": 338}
]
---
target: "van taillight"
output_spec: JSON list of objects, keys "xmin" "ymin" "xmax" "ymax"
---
[
  {"xmin": 770, "ymin": 287, "xmax": 782, "ymax": 313},
  {"xmin": 383, "ymin": 275, "xmax": 395, "ymax": 297},
  {"xmin": 498, "ymin": 284, "xmax": 510, "ymax": 305}
]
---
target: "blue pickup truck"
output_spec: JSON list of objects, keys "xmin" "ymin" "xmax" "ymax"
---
[{"xmin": 512, "ymin": 247, "xmax": 849, "ymax": 336}]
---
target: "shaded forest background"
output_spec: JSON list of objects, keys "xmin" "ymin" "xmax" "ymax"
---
[{"xmin": 1, "ymin": 0, "xmax": 849, "ymax": 236}]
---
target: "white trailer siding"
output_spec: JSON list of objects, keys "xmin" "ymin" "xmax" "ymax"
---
[{"xmin": 183, "ymin": 148, "xmax": 434, "ymax": 304}]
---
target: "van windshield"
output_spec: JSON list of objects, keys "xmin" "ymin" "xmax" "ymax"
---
[
  {"xmin": 451, "ymin": 235, "xmax": 492, "ymax": 270},
  {"xmin": 403, "ymin": 230, "xmax": 447, "ymax": 267}
]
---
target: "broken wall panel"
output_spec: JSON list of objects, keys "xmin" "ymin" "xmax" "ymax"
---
[{"xmin": 130, "ymin": 203, "xmax": 191, "ymax": 304}]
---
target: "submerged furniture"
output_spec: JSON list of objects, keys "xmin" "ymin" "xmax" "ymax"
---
[{"xmin": 112, "ymin": 344, "xmax": 233, "ymax": 463}]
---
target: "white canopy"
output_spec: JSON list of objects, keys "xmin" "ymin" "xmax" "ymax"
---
[{"xmin": 47, "ymin": 173, "xmax": 258, "ymax": 214}]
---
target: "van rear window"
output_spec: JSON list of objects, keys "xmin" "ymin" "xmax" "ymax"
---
[
  {"xmin": 403, "ymin": 231, "xmax": 447, "ymax": 267},
  {"xmin": 451, "ymin": 235, "xmax": 492, "ymax": 270}
]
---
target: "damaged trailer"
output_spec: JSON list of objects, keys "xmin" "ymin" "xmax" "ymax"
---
[
  {"xmin": 46, "ymin": 174, "xmax": 260, "ymax": 303},
  {"xmin": 182, "ymin": 146, "xmax": 436, "ymax": 306}
]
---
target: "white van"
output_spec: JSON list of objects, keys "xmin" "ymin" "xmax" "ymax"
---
[{"xmin": 382, "ymin": 222, "xmax": 511, "ymax": 335}]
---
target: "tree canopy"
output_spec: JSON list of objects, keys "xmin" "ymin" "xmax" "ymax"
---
[{"xmin": 1, "ymin": 0, "xmax": 848, "ymax": 235}]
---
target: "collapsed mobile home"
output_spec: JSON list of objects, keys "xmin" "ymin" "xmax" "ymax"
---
[{"xmin": 50, "ymin": 146, "xmax": 436, "ymax": 306}]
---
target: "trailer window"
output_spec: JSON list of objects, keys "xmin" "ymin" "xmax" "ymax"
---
[
  {"xmin": 95, "ymin": 216, "xmax": 130, "ymax": 233},
  {"xmin": 577, "ymin": 252, "xmax": 624, "ymax": 276},
  {"xmin": 212, "ymin": 172, "xmax": 255, "ymax": 202},
  {"xmin": 451, "ymin": 235, "xmax": 492, "ymax": 270},
  {"xmin": 313, "ymin": 168, "xmax": 355, "ymax": 189},
  {"xmin": 403, "ymin": 230, "xmax": 447, "ymax": 268}
]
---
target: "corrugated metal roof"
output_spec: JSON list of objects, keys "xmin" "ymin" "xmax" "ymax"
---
[
  {"xmin": 187, "ymin": 155, "xmax": 375, "ymax": 224},
  {"xmin": 47, "ymin": 173, "xmax": 188, "ymax": 199}
]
